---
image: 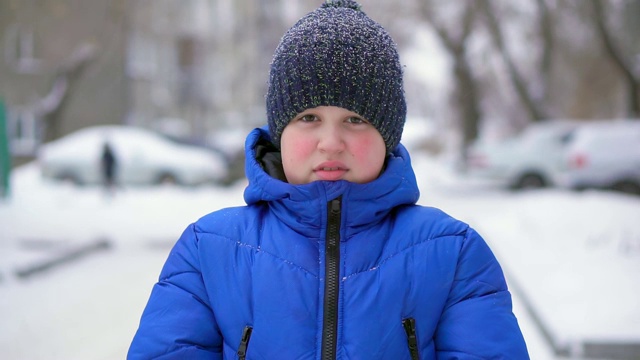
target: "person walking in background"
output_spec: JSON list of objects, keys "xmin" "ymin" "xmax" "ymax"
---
[
  {"xmin": 100, "ymin": 140, "xmax": 117, "ymax": 195},
  {"xmin": 128, "ymin": 1, "xmax": 530, "ymax": 358}
]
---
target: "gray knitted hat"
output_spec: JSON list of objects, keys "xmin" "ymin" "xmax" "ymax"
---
[{"xmin": 266, "ymin": 0, "xmax": 406, "ymax": 152}]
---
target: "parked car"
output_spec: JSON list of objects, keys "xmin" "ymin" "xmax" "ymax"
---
[
  {"xmin": 465, "ymin": 121, "xmax": 579, "ymax": 189},
  {"xmin": 38, "ymin": 125, "xmax": 228, "ymax": 186},
  {"xmin": 554, "ymin": 120, "xmax": 640, "ymax": 195}
]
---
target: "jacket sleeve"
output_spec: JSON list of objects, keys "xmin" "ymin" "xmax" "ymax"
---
[
  {"xmin": 435, "ymin": 228, "xmax": 530, "ymax": 359},
  {"xmin": 128, "ymin": 223, "xmax": 222, "ymax": 360}
]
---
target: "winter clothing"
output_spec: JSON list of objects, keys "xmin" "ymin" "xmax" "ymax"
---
[
  {"xmin": 130, "ymin": 0, "xmax": 528, "ymax": 357},
  {"xmin": 128, "ymin": 127, "xmax": 529, "ymax": 359},
  {"xmin": 266, "ymin": 0, "xmax": 406, "ymax": 152}
]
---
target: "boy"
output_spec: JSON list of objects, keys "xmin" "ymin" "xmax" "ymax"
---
[{"xmin": 128, "ymin": 1, "xmax": 530, "ymax": 358}]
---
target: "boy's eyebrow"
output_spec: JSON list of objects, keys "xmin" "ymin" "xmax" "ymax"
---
[{"xmin": 296, "ymin": 111, "xmax": 317, "ymax": 118}]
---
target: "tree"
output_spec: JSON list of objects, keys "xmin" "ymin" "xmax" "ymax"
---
[
  {"xmin": 33, "ymin": 43, "xmax": 98, "ymax": 143},
  {"xmin": 418, "ymin": 1, "xmax": 482, "ymax": 163},
  {"xmin": 478, "ymin": 0, "xmax": 549, "ymax": 122},
  {"xmin": 591, "ymin": 0, "xmax": 640, "ymax": 118}
]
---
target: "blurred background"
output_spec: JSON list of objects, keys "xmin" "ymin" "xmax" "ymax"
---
[
  {"xmin": 1, "ymin": 0, "xmax": 640, "ymax": 191},
  {"xmin": 0, "ymin": 0, "xmax": 639, "ymax": 359}
]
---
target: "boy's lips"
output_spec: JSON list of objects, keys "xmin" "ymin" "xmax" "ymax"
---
[{"xmin": 314, "ymin": 161, "xmax": 348, "ymax": 181}]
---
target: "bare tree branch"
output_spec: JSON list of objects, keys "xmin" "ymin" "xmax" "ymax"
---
[
  {"xmin": 479, "ymin": 0, "xmax": 548, "ymax": 121},
  {"xmin": 591, "ymin": 0, "xmax": 640, "ymax": 117},
  {"xmin": 418, "ymin": 1, "xmax": 481, "ymax": 162},
  {"xmin": 535, "ymin": 0, "xmax": 554, "ymax": 103},
  {"xmin": 33, "ymin": 42, "xmax": 99, "ymax": 142}
]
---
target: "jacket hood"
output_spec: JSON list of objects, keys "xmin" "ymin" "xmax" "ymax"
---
[{"xmin": 243, "ymin": 126, "xmax": 420, "ymax": 237}]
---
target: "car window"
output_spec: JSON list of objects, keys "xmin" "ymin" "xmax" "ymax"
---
[
  {"xmin": 520, "ymin": 125, "xmax": 575, "ymax": 149},
  {"xmin": 559, "ymin": 131, "xmax": 575, "ymax": 145},
  {"xmin": 569, "ymin": 123, "xmax": 640, "ymax": 153}
]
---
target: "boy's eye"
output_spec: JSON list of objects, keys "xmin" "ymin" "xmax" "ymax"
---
[
  {"xmin": 347, "ymin": 116, "xmax": 367, "ymax": 124},
  {"xmin": 299, "ymin": 114, "xmax": 318, "ymax": 122}
]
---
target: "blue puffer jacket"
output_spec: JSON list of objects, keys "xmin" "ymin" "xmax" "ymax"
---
[{"xmin": 128, "ymin": 127, "xmax": 529, "ymax": 359}]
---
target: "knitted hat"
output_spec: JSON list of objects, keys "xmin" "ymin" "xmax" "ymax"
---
[{"xmin": 266, "ymin": 0, "xmax": 406, "ymax": 152}]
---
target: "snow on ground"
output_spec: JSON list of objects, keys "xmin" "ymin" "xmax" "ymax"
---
[
  {"xmin": 410, "ymin": 152, "xmax": 640, "ymax": 359},
  {"xmin": 1, "ymin": 153, "xmax": 639, "ymax": 360}
]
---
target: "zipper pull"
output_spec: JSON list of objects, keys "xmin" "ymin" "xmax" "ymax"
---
[
  {"xmin": 402, "ymin": 318, "xmax": 420, "ymax": 360},
  {"xmin": 330, "ymin": 197, "xmax": 341, "ymax": 213},
  {"xmin": 237, "ymin": 325, "xmax": 253, "ymax": 360}
]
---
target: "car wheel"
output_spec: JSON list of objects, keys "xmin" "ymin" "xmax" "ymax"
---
[
  {"xmin": 611, "ymin": 180, "xmax": 640, "ymax": 196},
  {"xmin": 513, "ymin": 173, "xmax": 546, "ymax": 190},
  {"xmin": 56, "ymin": 172, "xmax": 82, "ymax": 186},
  {"xmin": 156, "ymin": 173, "xmax": 178, "ymax": 186}
]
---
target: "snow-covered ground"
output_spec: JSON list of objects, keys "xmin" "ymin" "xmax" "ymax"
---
[{"xmin": 1, "ymin": 151, "xmax": 639, "ymax": 360}]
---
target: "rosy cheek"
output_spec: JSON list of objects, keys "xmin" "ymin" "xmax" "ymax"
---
[
  {"xmin": 292, "ymin": 138, "xmax": 316, "ymax": 157},
  {"xmin": 351, "ymin": 137, "xmax": 378, "ymax": 159}
]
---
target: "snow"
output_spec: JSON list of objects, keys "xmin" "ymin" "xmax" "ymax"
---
[{"xmin": 1, "ymin": 150, "xmax": 639, "ymax": 360}]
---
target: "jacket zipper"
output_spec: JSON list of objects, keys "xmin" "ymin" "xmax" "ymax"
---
[
  {"xmin": 321, "ymin": 197, "xmax": 342, "ymax": 360},
  {"xmin": 402, "ymin": 318, "xmax": 420, "ymax": 360},
  {"xmin": 237, "ymin": 325, "xmax": 253, "ymax": 360}
]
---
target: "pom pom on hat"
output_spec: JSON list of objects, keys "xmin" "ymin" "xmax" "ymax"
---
[
  {"xmin": 321, "ymin": 0, "xmax": 361, "ymax": 10},
  {"xmin": 266, "ymin": 0, "xmax": 406, "ymax": 152}
]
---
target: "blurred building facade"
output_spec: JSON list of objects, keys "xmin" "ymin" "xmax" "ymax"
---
[
  {"xmin": 4, "ymin": 0, "xmax": 634, "ymax": 170},
  {"xmin": 126, "ymin": 0, "xmax": 311, "ymax": 143},
  {"xmin": 0, "ymin": 0, "xmax": 129, "ymax": 163},
  {"xmin": 0, "ymin": 0, "xmax": 315, "ymax": 164}
]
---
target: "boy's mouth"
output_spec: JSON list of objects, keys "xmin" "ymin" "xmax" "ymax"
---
[{"xmin": 314, "ymin": 162, "xmax": 348, "ymax": 180}]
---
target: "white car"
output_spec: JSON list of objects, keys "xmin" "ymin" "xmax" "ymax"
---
[
  {"xmin": 554, "ymin": 120, "xmax": 640, "ymax": 195},
  {"xmin": 465, "ymin": 121, "xmax": 578, "ymax": 189},
  {"xmin": 38, "ymin": 125, "xmax": 228, "ymax": 186}
]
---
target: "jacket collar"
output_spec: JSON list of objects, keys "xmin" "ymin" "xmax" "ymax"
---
[{"xmin": 243, "ymin": 126, "xmax": 420, "ymax": 238}]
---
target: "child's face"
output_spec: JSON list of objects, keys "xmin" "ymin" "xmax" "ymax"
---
[{"xmin": 280, "ymin": 106, "xmax": 386, "ymax": 184}]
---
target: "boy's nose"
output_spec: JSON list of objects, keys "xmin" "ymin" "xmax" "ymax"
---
[{"xmin": 317, "ymin": 125, "xmax": 345, "ymax": 153}]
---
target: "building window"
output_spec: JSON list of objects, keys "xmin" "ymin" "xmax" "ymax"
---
[
  {"xmin": 126, "ymin": 33, "xmax": 158, "ymax": 79},
  {"xmin": 177, "ymin": 35, "xmax": 203, "ymax": 106},
  {"xmin": 8, "ymin": 109, "xmax": 40, "ymax": 156},
  {"xmin": 4, "ymin": 23, "xmax": 43, "ymax": 74}
]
